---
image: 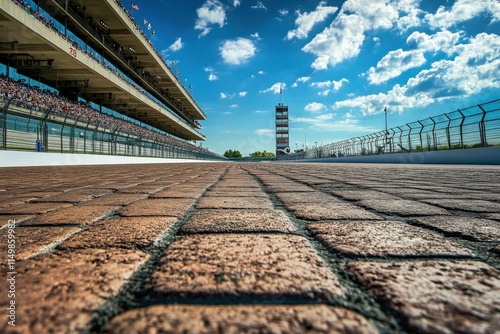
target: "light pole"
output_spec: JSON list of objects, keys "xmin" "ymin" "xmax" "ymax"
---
[{"xmin": 384, "ymin": 106, "xmax": 390, "ymax": 153}]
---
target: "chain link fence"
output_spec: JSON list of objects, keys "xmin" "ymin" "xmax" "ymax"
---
[{"xmin": 280, "ymin": 99, "xmax": 500, "ymax": 161}]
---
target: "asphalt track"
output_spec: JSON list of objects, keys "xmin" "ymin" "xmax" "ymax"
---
[{"xmin": 1, "ymin": 162, "xmax": 499, "ymax": 333}]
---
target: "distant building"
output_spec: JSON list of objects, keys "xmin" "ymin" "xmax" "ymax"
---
[{"xmin": 275, "ymin": 103, "xmax": 289, "ymax": 157}]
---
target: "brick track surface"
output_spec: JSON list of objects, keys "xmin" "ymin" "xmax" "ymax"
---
[{"xmin": 1, "ymin": 163, "xmax": 499, "ymax": 333}]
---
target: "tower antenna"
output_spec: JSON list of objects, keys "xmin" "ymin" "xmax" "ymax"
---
[{"xmin": 279, "ymin": 85, "xmax": 283, "ymax": 105}]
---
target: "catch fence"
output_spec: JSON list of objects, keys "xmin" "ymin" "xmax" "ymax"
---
[{"xmin": 281, "ymin": 99, "xmax": 500, "ymax": 160}]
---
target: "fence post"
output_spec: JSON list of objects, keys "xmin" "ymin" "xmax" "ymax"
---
[
  {"xmin": 406, "ymin": 123, "xmax": 412, "ymax": 152},
  {"xmin": 457, "ymin": 109, "xmax": 465, "ymax": 148},
  {"xmin": 430, "ymin": 117, "xmax": 437, "ymax": 150},
  {"xmin": 417, "ymin": 120, "xmax": 424, "ymax": 151},
  {"xmin": 477, "ymin": 104, "xmax": 487, "ymax": 147}
]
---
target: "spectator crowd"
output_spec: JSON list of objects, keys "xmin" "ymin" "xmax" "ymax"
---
[
  {"xmin": 10, "ymin": 0, "xmax": 202, "ymax": 128},
  {"xmin": 0, "ymin": 74, "xmax": 217, "ymax": 156}
]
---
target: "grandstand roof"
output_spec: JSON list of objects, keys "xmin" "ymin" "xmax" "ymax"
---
[{"xmin": 0, "ymin": 0, "xmax": 206, "ymax": 141}]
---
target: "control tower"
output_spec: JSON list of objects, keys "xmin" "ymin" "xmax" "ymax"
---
[{"xmin": 275, "ymin": 99, "xmax": 289, "ymax": 157}]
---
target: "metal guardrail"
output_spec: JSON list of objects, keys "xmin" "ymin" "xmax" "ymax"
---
[
  {"xmin": 0, "ymin": 97, "xmax": 223, "ymax": 160},
  {"xmin": 280, "ymin": 99, "xmax": 500, "ymax": 160}
]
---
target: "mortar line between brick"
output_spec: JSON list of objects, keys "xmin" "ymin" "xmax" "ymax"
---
[
  {"xmin": 242, "ymin": 165, "xmax": 410, "ymax": 334},
  {"xmin": 85, "ymin": 166, "xmax": 230, "ymax": 334}
]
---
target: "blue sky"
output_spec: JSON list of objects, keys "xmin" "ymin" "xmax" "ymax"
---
[{"xmin": 130, "ymin": 0, "xmax": 500, "ymax": 156}]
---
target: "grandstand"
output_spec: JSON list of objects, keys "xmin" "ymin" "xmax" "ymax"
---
[{"xmin": 0, "ymin": 0, "xmax": 221, "ymax": 159}]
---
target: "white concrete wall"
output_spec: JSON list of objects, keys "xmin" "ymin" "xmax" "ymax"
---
[
  {"xmin": 297, "ymin": 147, "xmax": 500, "ymax": 165},
  {"xmin": 0, "ymin": 151, "xmax": 223, "ymax": 167}
]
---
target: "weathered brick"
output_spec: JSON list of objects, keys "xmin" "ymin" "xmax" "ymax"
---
[
  {"xmin": 264, "ymin": 183, "xmax": 316, "ymax": 192},
  {"xmin": 0, "ymin": 202, "xmax": 72, "ymax": 214},
  {"xmin": 0, "ymin": 248, "xmax": 148, "ymax": 333},
  {"xmin": 412, "ymin": 216, "xmax": 500, "ymax": 241},
  {"xmin": 103, "ymin": 305, "xmax": 377, "ymax": 334},
  {"xmin": 421, "ymin": 199, "xmax": 500, "ymax": 213},
  {"xmin": 119, "ymin": 198, "xmax": 195, "ymax": 217},
  {"xmin": 82, "ymin": 193, "xmax": 148, "ymax": 206},
  {"xmin": 151, "ymin": 186, "xmax": 207, "ymax": 198},
  {"xmin": 142, "ymin": 234, "xmax": 343, "ymax": 300},
  {"xmin": 182, "ymin": 209, "xmax": 294, "ymax": 233},
  {"xmin": 286, "ymin": 203, "xmax": 382, "ymax": 221},
  {"xmin": 23, "ymin": 205, "xmax": 118, "ymax": 226},
  {"xmin": 0, "ymin": 215, "xmax": 33, "ymax": 227},
  {"xmin": 310, "ymin": 221, "xmax": 475, "ymax": 257},
  {"xmin": 117, "ymin": 184, "xmax": 167, "ymax": 194},
  {"xmin": 358, "ymin": 199, "xmax": 450, "ymax": 216},
  {"xmin": 196, "ymin": 196, "xmax": 273, "ymax": 209},
  {"xmin": 58, "ymin": 216, "xmax": 177, "ymax": 250},
  {"xmin": 347, "ymin": 261, "xmax": 500, "ymax": 334},
  {"xmin": 0, "ymin": 225, "xmax": 80, "ymax": 260},
  {"xmin": 30, "ymin": 188, "xmax": 113, "ymax": 203},
  {"xmin": 325, "ymin": 189, "xmax": 401, "ymax": 201},
  {"xmin": 275, "ymin": 191, "xmax": 344, "ymax": 204}
]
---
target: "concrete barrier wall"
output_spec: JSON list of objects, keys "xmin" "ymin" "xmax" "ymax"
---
[
  {"xmin": 296, "ymin": 147, "xmax": 500, "ymax": 165},
  {"xmin": 0, "ymin": 151, "xmax": 224, "ymax": 167}
]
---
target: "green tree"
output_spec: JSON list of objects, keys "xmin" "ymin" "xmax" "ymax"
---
[
  {"xmin": 250, "ymin": 150, "xmax": 275, "ymax": 158},
  {"xmin": 223, "ymin": 149, "xmax": 242, "ymax": 158}
]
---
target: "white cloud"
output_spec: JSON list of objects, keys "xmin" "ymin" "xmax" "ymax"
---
[
  {"xmin": 332, "ymin": 78, "xmax": 349, "ymax": 91},
  {"xmin": 310, "ymin": 78, "xmax": 348, "ymax": 95},
  {"xmin": 311, "ymin": 80, "xmax": 331, "ymax": 89},
  {"xmin": 255, "ymin": 128, "xmax": 275, "ymax": 137},
  {"xmin": 394, "ymin": 0, "xmax": 424, "ymax": 31},
  {"xmin": 233, "ymin": 0, "xmax": 241, "ymax": 7},
  {"xmin": 260, "ymin": 82, "xmax": 286, "ymax": 94},
  {"xmin": 334, "ymin": 33, "xmax": 500, "ymax": 115},
  {"xmin": 304, "ymin": 102, "xmax": 327, "ymax": 113},
  {"xmin": 409, "ymin": 33, "xmax": 500, "ymax": 96},
  {"xmin": 251, "ymin": 32, "xmax": 261, "ymax": 40},
  {"xmin": 407, "ymin": 30, "xmax": 461, "ymax": 54},
  {"xmin": 292, "ymin": 113, "xmax": 377, "ymax": 133},
  {"xmin": 278, "ymin": 8, "xmax": 289, "ymax": 16},
  {"xmin": 220, "ymin": 38, "xmax": 257, "ymax": 65},
  {"xmin": 302, "ymin": 0, "xmax": 403, "ymax": 70},
  {"xmin": 239, "ymin": 91, "xmax": 248, "ymax": 97},
  {"xmin": 195, "ymin": 0, "xmax": 226, "ymax": 37},
  {"xmin": 208, "ymin": 72, "xmax": 219, "ymax": 81},
  {"xmin": 286, "ymin": 1, "xmax": 338, "ymax": 40},
  {"xmin": 366, "ymin": 29, "xmax": 463, "ymax": 85},
  {"xmin": 258, "ymin": 70, "xmax": 265, "ymax": 75},
  {"xmin": 230, "ymin": 104, "xmax": 238, "ymax": 108},
  {"xmin": 220, "ymin": 92, "xmax": 228, "ymax": 99},
  {"xmin": 367, "ymin": 49, "xmax": 426, "ymax": 85},
  {"xmin": 168, "ymin": 37, "xmax": 184, "ymax": 52},
  {"xmin": 204, "ymin": 67, "xmax": 219, "ymax": 81},
  {"xmin": 292, "ymin": 76, "xmax": 310, "ymax": 87},
  {"xmin": 426, "ymin": 0, "xmax": 500, "ymax": 29},
  {"xmin": 251, "ymin": 1, "xmax": 267, "ymax": 10}
]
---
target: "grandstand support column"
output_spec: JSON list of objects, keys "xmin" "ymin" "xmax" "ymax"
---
[
  {"xmin": 83, "ymin": 120, "xmax": 91, "ymax": 154},
  {"xmin": 1, "ymin": 99, "xmax": 10, "ymax": 150},
  {"xmin": 60, "ymin": 114, "xmax": 69, "ymax": 153},
  {"xmin": 125, "ymin": 133, "xmax": 131, "ymax": 156},
  {"xmin": 153, "ymin": 138, "xmax": 158, "ymax": 157},
  {"xmin": 92, "ymin": 123, "xmax": 99, "ymax": 154},
  {"xmin": 69, "ymin": 116, "xmax": 80, "ymax": 153},
  {"xmin": 41, "ymin": 109, "xmax": 49, "ymax": 153}
]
